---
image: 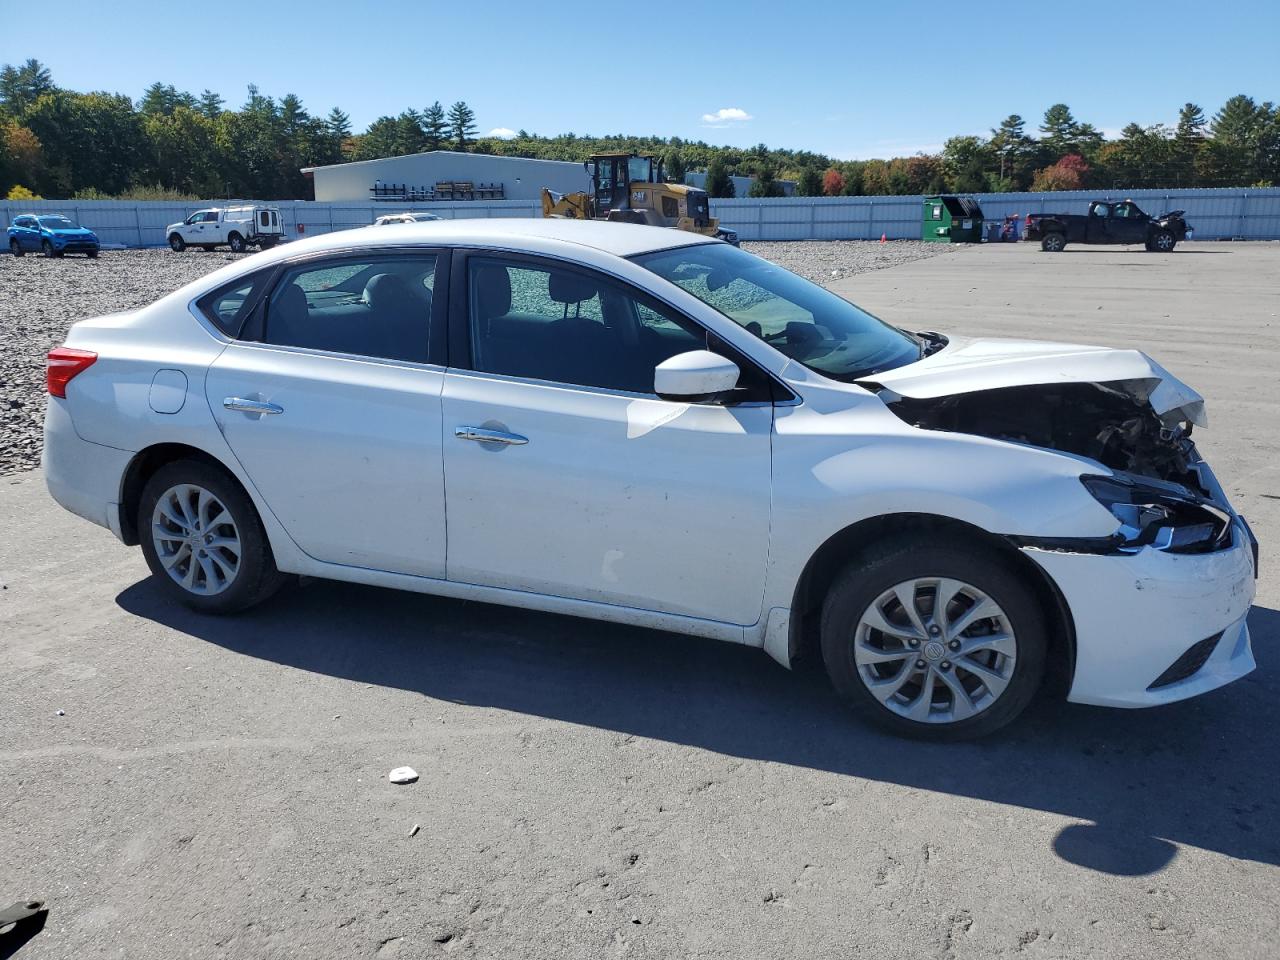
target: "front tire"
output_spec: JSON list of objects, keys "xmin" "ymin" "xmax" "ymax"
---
[
  {"xmin": 820, "ymin": 536, "xmax": 1048, "ymax": 740},
  {"xmin": 42, "ymin": 240, "xmax": 60, "ymax": 258},
  {"xmin": 168, "ymin": 233, "xmax": 186, "ymax": 252},
  {"xmin": 138, "ymin": 460, "xmax": 285, "ymax": 614},
  {"xmin": 87, "ymin": 249, "xmax": 98, "ymax": 258},
  {"xmin": 227, "ymin": 232, "xmax": 246, "ymax": 253},
  {"xmin": 9, "ymin": 239, "xmax": 22, "ymax": 257},
  {"xmin": 1150, "ymin": 229, "xmax": 1176, "ymax": 252},
  {"xmin": 1040, "ymin": 232, "xmax": 1066, "ymax": 252}
]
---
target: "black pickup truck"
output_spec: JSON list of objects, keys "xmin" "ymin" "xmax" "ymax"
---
[{"xmin": 1024, "ymin": 200, "xmax": 1190, "ymax": 252}]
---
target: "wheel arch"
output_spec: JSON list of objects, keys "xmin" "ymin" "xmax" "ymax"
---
[
  {"xmin": 117, "ymin": 443, "xmax": 245, "ymax": 546},
  {"xmin": 786, "ymin": 512, "xmax": 1076, "ymax": 695}
]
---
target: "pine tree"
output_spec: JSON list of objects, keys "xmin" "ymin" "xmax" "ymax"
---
[
  {"xmin": 704, "ymin": 156, "xmax": 733, "ymax": 198},
  {"xmin": 1039, "ymin": 103, "xmax": 1077, "ymax": 158},
  {"xmin": 422, "ymin": 101, "xmax": 447, "ymax": 150},
  {"xmin": 447, "ymin": 101, "xmax": 477, "ymax": 150},
  {"xmin": 796, "ymin": 166, "xmax": 822, "ymax": 196},
  {"xmin": 198, "ymin": 89, "xmax": 225, "ymax": 119}
]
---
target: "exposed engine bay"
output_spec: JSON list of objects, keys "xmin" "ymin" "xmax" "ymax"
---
[
  {"xmin": 878, "ymin": 379, "xmax": 1244, "ymax": 555},
  {"xmin": 881, "ymin": 380, "xmax": 1205, "ymax": 493}
]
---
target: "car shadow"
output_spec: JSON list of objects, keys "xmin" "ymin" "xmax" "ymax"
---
[{"xmin": 116, "ymin": 580, "xmax": 1280, "ymax": 876}]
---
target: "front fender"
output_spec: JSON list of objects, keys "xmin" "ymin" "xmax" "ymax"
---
[{"xmin": 762, "ymin": 396, "xmax": 1121, "ymax": 617}]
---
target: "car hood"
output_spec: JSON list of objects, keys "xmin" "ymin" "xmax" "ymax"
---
[
  {"xmin": 50, "ymin": 228, "xmax": 96, "ymax": 238},
  {"xmin": 860, "ymin": 336, "xmax": 1206, "ymax": 427}
]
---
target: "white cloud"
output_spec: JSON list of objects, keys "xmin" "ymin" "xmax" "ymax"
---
[
  {"xmin": 700, "ymin": 107, "xmax": 753, "ymax": 127},
  {"xmin": 486, "ymin": 127, "xmax": 517, "ymax": 139}
]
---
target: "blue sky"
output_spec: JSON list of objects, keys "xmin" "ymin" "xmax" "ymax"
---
[{"xmin": 3, "ymin": 0, "xmax": 1278, "ymax": 159}]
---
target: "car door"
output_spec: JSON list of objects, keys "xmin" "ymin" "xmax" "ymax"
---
[
  {"xmin": 203, "ymin": 249, "xmax": 449, "ymax": 578},
  {"xmin": 441, "ymin": 252, "xmax": 774, "ymax": 626},
  {"xmin": 1111, "ymin": 202, "xmax": 1148, "ymax": 244},
  {"xmin": 1085, "ymin": 203, "xmax": 1113, "ymax": 243},
  {"xmin": 13, "ymin": 217, "xmax": 34, "ymax": 250}
]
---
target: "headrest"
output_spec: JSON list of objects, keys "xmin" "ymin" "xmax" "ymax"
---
[
  {"xmin": 473, "ymin": 264, "xmax": 512, "ymax": 317},
  {"xmin": 275, "ymin": 282, "xmax": 307, "ymax": 315},
  {"xmin": 549, "ymin": 271, "xmax": 597, "ymax": 305},
  {"xmin": 363, "ymin": 273, "xmax": 413, "ymax": 309}
]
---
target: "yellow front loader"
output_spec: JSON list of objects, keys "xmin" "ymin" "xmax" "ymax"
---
[{"xmin": 542, "ymin": 153, "xmax": 738, "ymax": 245}]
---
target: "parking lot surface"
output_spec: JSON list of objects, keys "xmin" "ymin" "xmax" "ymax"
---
[{"xmin": 1, "ymin": 241, "xmax": 1277, "ymax": 959}]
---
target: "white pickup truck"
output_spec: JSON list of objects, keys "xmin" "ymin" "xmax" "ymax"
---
[{"xmin": 165, "ymin": 206, "xmax": 284, "ymax": 253}]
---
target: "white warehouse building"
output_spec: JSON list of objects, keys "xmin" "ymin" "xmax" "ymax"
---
[{"xmin": 302, "ymin": 151, "xmax": 591, "ymax": 203}]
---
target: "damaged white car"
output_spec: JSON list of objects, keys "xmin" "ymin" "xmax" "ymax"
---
[{"xmin": 42, "ymin": 220, "xmax": 1258, "ymax": 739}]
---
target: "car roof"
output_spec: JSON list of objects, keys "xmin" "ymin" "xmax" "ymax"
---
[{"xmin": 289, "ymin": 218, "xmax": 716, "ymax": 259}]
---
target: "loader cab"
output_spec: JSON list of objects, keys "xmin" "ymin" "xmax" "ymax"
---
[{"xmin": 588, "ymin": 153, "xmax": 662, "ymax": 213}]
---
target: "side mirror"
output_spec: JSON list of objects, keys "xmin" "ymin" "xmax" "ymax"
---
[{"xmin": 654, "ymin": 350, "xmax": 740, "ymax": 403}]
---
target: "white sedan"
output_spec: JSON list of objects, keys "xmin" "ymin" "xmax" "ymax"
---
[{"xmin": 43, "ymin": 219, "xmax": 1258, "ymax": 739}]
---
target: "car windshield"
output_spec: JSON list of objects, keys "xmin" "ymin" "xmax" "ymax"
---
[
  {"xmin": 633, "ymin": 243, "xmax": 921, "ymax": 381},
  {"xmin": 38, "ymin": 216, "xmax": 78, "ymax": 229}
]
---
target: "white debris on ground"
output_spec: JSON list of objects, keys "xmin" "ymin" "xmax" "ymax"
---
[
  {"xmin": 388, "ymin": 766, "xmax": 419, "ymax": 785},
  {"xmin": 0, "ymin": 241, "xmax": 956, "ymax": 475}
]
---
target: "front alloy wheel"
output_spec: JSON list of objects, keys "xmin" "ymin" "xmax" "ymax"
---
[
  {"xmin": 151, "ymin": 483, "xmax": 242, "ymax": 596},
  {"xmin": 853, "ymin": 578, "xmax": 1017, "ymax": 724},
  {"xmin": 820, "ymin": 538, "xmax": 1047, "ymax": 740},
  {"xmin": 1151, "ymin": 229, "xmax": 1176, "ymax": 252}
]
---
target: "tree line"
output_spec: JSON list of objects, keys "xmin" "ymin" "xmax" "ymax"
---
[{"xmin": 1, "ymin": 58, "xmax": 1276, "ymax": 202}]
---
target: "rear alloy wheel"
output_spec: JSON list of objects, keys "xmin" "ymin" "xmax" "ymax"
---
[
  {"xmin": 1151, "ymin": 229, "xmax": 1176, "ymax": 252},
  {"xmin": 1040, "ymin": 232, "xmax": 1066, "ymax": 252},
  {"xmin": 139, "ymin": 460, "xmax": 285, "ymax": 614},
  {"xmin": 9, "ymin": 239, "xmax": 22, "ymax": 257},
  {"xmin": 168, "ymin": 233, "xmax": 186, "ymax": 252},
  {"xmin": 821, "ymin": 539, "xmax": 1047, "ymax": 740},
  {"xmin": 228, "ymin": 232, "xmax": 246, "ymax": 253}
]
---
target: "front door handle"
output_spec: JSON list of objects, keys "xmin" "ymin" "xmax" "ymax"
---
[
  {"xmin": 455, "ymin": 425, "xmax": 527, "ymax": 445},
  {"xmin": 224, "ymin": 397, "xmax": 284, "ymax": 415}
]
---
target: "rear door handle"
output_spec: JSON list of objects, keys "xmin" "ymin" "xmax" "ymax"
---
[
  {"xmin": 224, "ymin": 397, "xmax": 284, "ymax": 415},
  {"xmin": 455, "ymin": 425, "xmax": 527, "ymax": 445}
]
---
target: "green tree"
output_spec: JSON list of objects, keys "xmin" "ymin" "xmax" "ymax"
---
[
  {"xmin": 198, "ymin": 89, "xmax": 225, "ymax": 119},
  {"xmin": 704, "ymin": 156, "xmax": 733, "ymax": 197},
  {"xmin": 664, "ymin": 148, "xmax": 687, "ymax": 183},
  {"xmin": 326, "ymin": 107, "xmax": 352, "ymax": 158},
  {"xmin": 748, "ymin": 166, "xmax": 784, "ymax": 197},
  {"xmin": 989, "ymin": 114, "xmax": 1032, "ymax": 187},
  {"xmin": 422, "ymin": 101, "xmax": 447, "ymax": 150},
  {"xmin": 1039, "ymin": 103, "xmax": 1078, "ymax": 159},
  {"xmin": 0, "ymin": 58, "xmax": 55, "ymax": 117},
  {"xmin": 23, "ymin": 90, "xmax": 144, "ymax": 195},
  {"xmin": 796, "ymin": 166, "xmax": 822, "ymax": 196},
  {"xmin": 942, "ymin": 135, "xmax": 991, "ymax": 192},
  {"xmin": 447, "ymin": 101, "xmax": 477, "ymax": 150}
]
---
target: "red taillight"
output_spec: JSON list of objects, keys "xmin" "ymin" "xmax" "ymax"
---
[{"xmin": 47, "ymin": 347, "xmax": 98, "ymax": 398}]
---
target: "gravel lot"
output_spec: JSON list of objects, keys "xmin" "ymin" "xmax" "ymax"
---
[
  {"xmin": 0, "ymin": 241, "xmax": 952, "ymax": 474},
  {"xmin": 0, "ymin": 250, "xmax": 250, "ymax": 473}
]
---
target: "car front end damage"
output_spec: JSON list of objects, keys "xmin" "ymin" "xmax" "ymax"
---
[{"xmin": 865, "ymin": 337, "xmax": 1258, "ymax": 707}]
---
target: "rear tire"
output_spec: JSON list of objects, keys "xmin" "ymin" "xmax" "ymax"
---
[
  {"xmin": 138, "ymin": 460, "xmax": 285, "ymax": 615},
  {"xmin": 820, "ymin": 535, "xmax": 1048, "ymax": 741},
  {"xmin": 1150, "ymin": 229, "xmax": 1176, "ymax": 252},
  {"xmin": 168, "ymin": 233, "xmax": 186, "ymax": 252},
  {"xmin": 1040, "ymin": 232, "xmax": 1066, "ymax": 252},
  {"xmin": 228, "ymin": 232, "xmax": 246, "ymax": 253},
  {"xmin": 9, "ymin": 239, "xmax": 22, "ymax": 257}
]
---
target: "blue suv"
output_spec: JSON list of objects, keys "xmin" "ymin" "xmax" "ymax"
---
[{"xmin": 7, "ymin": 213, "xmax": 100, "ymax": 257}]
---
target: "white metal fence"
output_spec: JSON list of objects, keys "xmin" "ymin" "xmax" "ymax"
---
[{"xmin": 4, "ymin": 187, "xmax": 1279, "ymax": 247}]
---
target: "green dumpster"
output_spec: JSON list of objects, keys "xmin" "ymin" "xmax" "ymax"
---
[{"xmin": 922, "ymin": 196, "xmax": 984, "ymax": 243}]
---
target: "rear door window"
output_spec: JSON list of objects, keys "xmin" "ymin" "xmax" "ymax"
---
[{"xmin": 263, "ymin": 255, "xmax": 439, "ymax": 362}]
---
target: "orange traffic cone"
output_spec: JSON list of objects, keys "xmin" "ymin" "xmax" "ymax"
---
[{"xmin": 880, "ymin": 232, "xmax": 887, "ymax": 243}]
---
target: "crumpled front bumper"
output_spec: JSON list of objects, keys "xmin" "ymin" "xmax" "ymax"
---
[{"xmin": 1024, "ymin": 520, "xmax": 1256, "ymax": 708}]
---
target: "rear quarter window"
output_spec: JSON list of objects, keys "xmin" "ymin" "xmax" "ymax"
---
[{"xmin": 195, "ymin": 269, "xmax": 274, "ymax": 337}]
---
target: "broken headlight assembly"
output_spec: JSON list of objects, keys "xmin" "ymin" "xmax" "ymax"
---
[{"xmin": 1080, "ymin": 475, "xmax": 1233, "ymax": 553}]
